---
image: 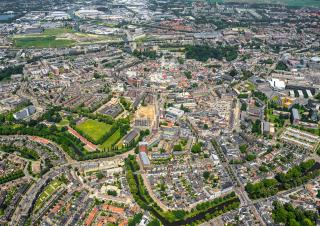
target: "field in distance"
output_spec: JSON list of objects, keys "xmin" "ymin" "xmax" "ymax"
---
[
  {"xmin": 11, "ymin": 28, "xmax": 121, "ymax": 48},
  {"xmin": 206, "ymin": 0, "xmax": 320, "ymax": 7}
]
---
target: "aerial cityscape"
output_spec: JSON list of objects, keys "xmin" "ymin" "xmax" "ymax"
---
[{"xmin": 0, "ymin": 0, "xmax": 319, "ymax": 225}]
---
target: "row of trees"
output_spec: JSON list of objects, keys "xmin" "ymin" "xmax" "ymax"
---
[
  {"xmin": 185, "ymin": 45, "xmax": 238, "ymax": 62},
  {"xmin": 0, "ymin": 170, "xmax": 25, "ymax": 185},
  {"xmin": 0, "ymin": 64, "xmax": 24, "ymax": 81},
  {"xmin": 69, "ymin": 107, "xmax": 115, "ymax": 125},
  {"xmin": 276, "ymin": 61, "xmax": 289, "ymax": 71},
  {"xmin": 246, "ymin": 160, "xmax": 319, "ymax": 199},
  {"xmin": 0, "ymin": 144, "xmax": 39, "ymax": 160},
  {"xmin": 253, "ymin": 91, "xmax": 268, "ymax": 102},
  {"xmin": 252, "ymin": 119, "xmax": 262, "ymax": 134},
  {"xmin": 120, "ymin": 96, "xmax": 132, "ymax": 111},
  {"xmin": 133, "ymin": 50, "xmax": 157, "ymax": 60},
  {"xmin": 40, "ymin": 106, "xmax": 62, "ymax": 123},
  {"xmin": 0, "ymin": 124, "xmax": 86, "ymax": 160}
]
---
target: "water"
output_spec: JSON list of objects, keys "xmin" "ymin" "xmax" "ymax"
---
[{"xmin": 0, "ymin": 14, "xmax": 15, "ymax": 21}]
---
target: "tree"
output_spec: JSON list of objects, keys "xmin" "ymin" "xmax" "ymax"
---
[
  {"xmin": 107, "ymin": 190, "xmax": 117, "ymax": 196},
  {"xmin": 203, "ymin": 171, "xmax": 210, "ymax": 180},
  {"xmin": 0, "ymin": 64, "xmax": 24, "ymax": 81},
  {"xmin": 173, "ymin": 144, "xmax": 182, "ymax": 152},
  {"xmin": 147, "ymin": 219, "xmax": 161, "ymax": 226},
  {"xmin": 245, "ymin": 153, "xmax": 256, "ymax": 161},
  {"xmin": 128, "ymin": 213, "xmax": 143, "ymax": 226},
  {"xmin": 252, "ymin": 120, "xmax": 261, "ymax": 134},
  {"xmin": 191, "ymin": 143, "xmax": 201, "ymax": 154},
  {"xmin": 272, "ymin": 201, "xmax": 318, "ymax": 226},
  {"xmin": 96, "ymin": 172, "xmax": 104, "ymax": 180},
  {"xmin": 185, "ymin": 45, "xmax": 238, "ymax": 62},
  {"xmin": 240, "ymin": 102, "xmax": 247, "ymax": 111},
  {"xmin": 229, "ymin": 68, "xmax": 238, "ymax": 77},
  {"xmin": 0, "ymin": 114, "xmax": 5, "ymax": 123},
  {"xmin": 239, "ymin": 144, "xmax": 248, "ymax": 153},
  {"xmin": 184, "ymin": 71, "xmax": 192, "ymax": 79},
  {"xmin": 246, "ymin": 160, "xmax": 318, "ymax": 199},
  {"xmin": 276, "ymin": 61, "xmax": 289, "ymax": 71}
]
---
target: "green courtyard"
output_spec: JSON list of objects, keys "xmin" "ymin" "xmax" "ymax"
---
[
  {"xmin": 34, "ymin": 179, "xmax": 64, "ymax": 212},
  {"xmin": 99, "ymin": 128, "xmax": 122, "ymax": 150},
  {"xmin": 76, "ymin": 119, "xmax": 112, "ymax": 143}
]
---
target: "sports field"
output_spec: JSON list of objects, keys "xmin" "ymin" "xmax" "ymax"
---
[
  {"xmin": 76, "ymin": 119, "xmax": 112, "ymax": 143},
  {"xmin": 12, "ymin": 28, "xmax": 121, "ymax": 49},
  {"xmin": 99, "ymin": 128, "xmax": 121, "ymax": 150},
  {"xmin": 43, "ymin": 28, "xmax": 74, "ymax": 35},
  {"xmin": 12, "ymin": 28, "xmax": 75, "ymax": 48},
  {"xmin": 14, "ymin": 36, "xmax": 75, "ymax": 48},
  {"xmin": 34, "ymin": 179, "xmax": 63, "ymax": 211}
]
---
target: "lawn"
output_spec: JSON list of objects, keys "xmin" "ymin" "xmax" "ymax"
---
[
  {"xmin": 57, "ymin": 119, "xmax": 69, "ymax": 128},
  {"xmin": 76, "ymin": 119, "xmax": 112, "ymax": 143},
  {"xmin": 12, "ymin": 28, "xmax": 76, "ymax": 48},
  {"xmin": 13, "ymin": 36, "xmax": 75, "ymax": 48},
  {"xmin": 34, "ymin": 179, "xmax": 63, "ymax": 211},
  {"xmin": 245, "ymin": 82, "xmax": 256, "ymax": 91},
  {"xmin": 12, "ymin": 27, "xmax": 121, "ymax": 49},
  {"xmin": 99, "ymin": 128, "xmax": 121, "ymax": 150},
  {"xmin": 43, "ymin": 28, "xmax": 74, "ymax": 35},
  {"xmin": 267, "ymin": 113, "xmax": 279, "ymax": 122}
]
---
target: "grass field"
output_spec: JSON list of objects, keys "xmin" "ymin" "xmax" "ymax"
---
[
  {"xmin": 43, "ymin": 28, "xmax": 74, "ymax": 35},
  {"xmin": 99, "ymin": 128, "xmax": 121, "ymax": 150},
  {"xmin": 57, "ymin": 119, "xmax": 70, "ymax": 131},
  {"xmin": 76, "ymin": 119, "xmax": 112, "ymax": 143},
  {"xmin": 245, "ymin": 82, "xmax": 256, "ymax": 91},
  {"xmin": 12, "ymin": 27, "xmax": 122, "ymax": 48},
  {"xmin": 57, "ymin": 119, "xmax": 69, "ymax": 127},
  {"xmin": 34, "ymin": 179, "xmax": 63, "ymax": 211},
  {"xmin": 13, "ymin": 28, "xmax": 76, "ymax": 48},
  {"xmin": 267, "ymin": 113, "xmax": 279, "ymax": 122},
  {"xmin": 14, "ymin": 36, "xmax": 75, "ymax": 48}
]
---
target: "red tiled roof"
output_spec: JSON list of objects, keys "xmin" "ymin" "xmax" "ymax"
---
[
  {"xmin": 85, "ymin": 207, "xmax": 98, "ymax": 226},
  {"xmin": 67, "ymin": 126, "xmax": 97, "ymax": 150}
]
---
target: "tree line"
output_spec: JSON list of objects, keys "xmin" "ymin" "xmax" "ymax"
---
[
  {"xmin": 272, "ymin": 201, "xmax": 318, "ymax": 226},
  {"xmin": 0, "ymin": 122, "xmax": 147, "ymax": 161},
  {"xmin": 0, "ymin": 170, "xmax": 25, "ymax": 185},
  {"xmin": 245, "ymin": 159, "xmax": 320, "ymax": 199},
  {"xmin": 0, "ymin": 64, "xmax": 24, "ymax": 81},
  {"xmin": 185, "ymin": 45, "xmax": 238, "ymax": 62},
  {"xmin": 0, "ymin": 144, "xmax": 39, "ymax": 160}
]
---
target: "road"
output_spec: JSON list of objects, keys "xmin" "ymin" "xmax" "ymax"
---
[{"xmin": 209, "ymin": 140, "xmax": 266, "ymax": 226}]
